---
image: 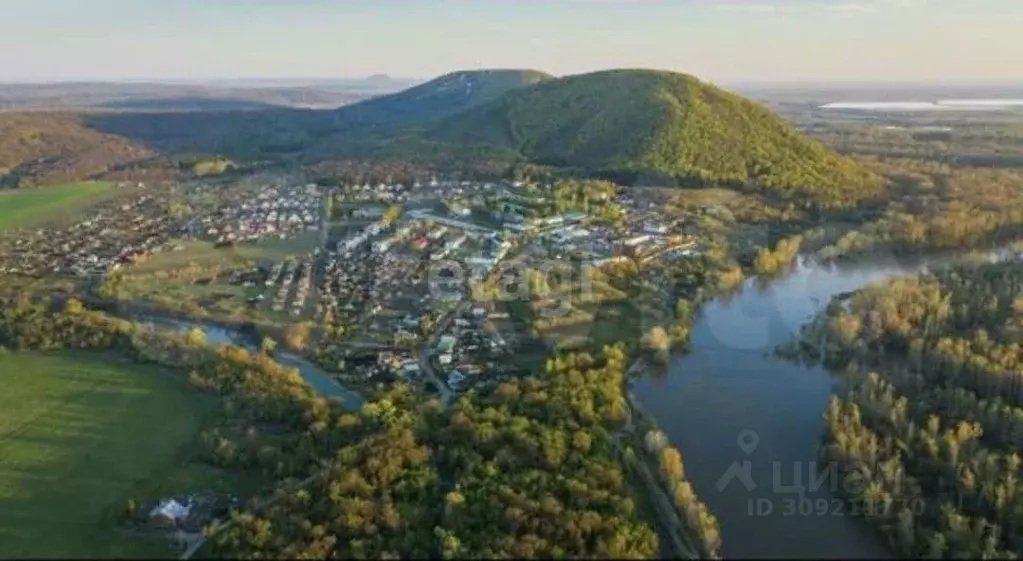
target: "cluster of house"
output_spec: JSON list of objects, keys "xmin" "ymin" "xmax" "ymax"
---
[
  {"xmin": 614, "ymin": 197, "xmax": 703, "ymax": 260},
  {"xmin": 497, "ymin": 190, "xmax": 700, "ymax": 267},
  {"xmin": 311, "ymin": 178, "xmax": 711, "ymax": 398},
  {"xmin": 319, "ymin": 226, "xmax": 429, "ymax": 336},
  {"xmin": 321, "ymin": 207, "xmax": 519, "ymax": 358},
  {"xmin": 337, "ymin": 220, "xmax": 391, "ymax": 256},
  {"xmin": 357, "ymin": 347, "xmax": 420, "ymax": 383},
  {"xmin": 341, "ymin": 178, "xmax": 503, "ymax": 204},
  {"xmin": 0, "ymin": 191, "xmax": 182, "ymax": 276},
  {"xmin": 195, "ymin": 183, "xmax": 321, "ymax": 244},
  {"xmin": 313, "ymin": 180, "xmax": 701, "ymax": 393},
  {"xmin": 464, "ymin": 235, "xmax": 513, "ymax": 280},
  {"xmin": 0, "ymin": 179, "xmax": 334, "ymax": 281},
  {"xmin": 432, "ymin": 305, "xmax": 508, "ymax": 392},
  {"xmin": 430, "ymin": 232, "xmax": 469, "ymax": 261},
  {"xmin": 398, "ymin": 210, "xmax": 512, "ymax": 280},
  {"xmin": 320, "ymin": 252, "xmax": 368, "ymax": 327},
  {"xmin": 264, "ymin": 257, "xmax": 314, "ymax": 316}
]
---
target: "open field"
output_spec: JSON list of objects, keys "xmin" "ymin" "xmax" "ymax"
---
[
  {"xmin": 0, "ymin": 352, "xmax": 217, "ymax": 558},
  {"xmin": 130, "ymin": 231, "xmax": 320, "ymax": 274},
  {"xmin": 114, "ymin": 231, "xmax": 322, "ymax": 325},
  {"xmin": 0, "ymin": 182, "xmax": 115, "ymax": 232}
]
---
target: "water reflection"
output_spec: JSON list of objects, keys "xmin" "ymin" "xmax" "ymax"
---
[{"xmin": 630, "ymin": 253, "xmax": 1001, "ymax": 559}]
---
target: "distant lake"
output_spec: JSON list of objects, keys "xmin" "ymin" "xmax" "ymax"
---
[{"xmin": 820, "ymin": 99, "xmax": 1023, "ymax": 111}]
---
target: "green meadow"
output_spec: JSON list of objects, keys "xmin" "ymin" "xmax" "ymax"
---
[
  {"xmin": 0, "ymin": 182, "xmax": 114, "ymax": 231},
  {"xmin": 0, "ymin": 352, "xmax": 217, "ymax": 557}
]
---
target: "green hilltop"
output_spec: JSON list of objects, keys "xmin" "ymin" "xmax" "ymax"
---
[{"xmin": 425, "ymin": 69, "xmax": 883, "ymax": 202}]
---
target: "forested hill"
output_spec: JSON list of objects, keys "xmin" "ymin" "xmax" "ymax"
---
[
  {"xmin": 426, "ymin": 69, "xmax": 883, "ymax": 203},
  {"xmin": 0, "ymin": 112, "xmax": 154, "ymax": 187}
]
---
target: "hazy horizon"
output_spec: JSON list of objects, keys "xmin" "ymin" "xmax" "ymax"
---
[
  {"xmin": 4, "ymin": 0, "xmax": 1022, "ymax": 84},
  {"xmin": 3, "ymin": 75, "xmax": 1023, "ymax": 88},
  {"xmin": 4, "ymin": 75, "xmax": 1023, "ymax": 92}
]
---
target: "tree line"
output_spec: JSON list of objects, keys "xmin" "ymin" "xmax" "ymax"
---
[{"xmin": 788, "ymin": 261, "xmax": 1023, "ymax": 557}]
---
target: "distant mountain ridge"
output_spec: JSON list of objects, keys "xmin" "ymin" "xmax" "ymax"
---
[
  {"xmin": 0, "ymin": 80, "xmax": 405, "ymax": 113},
  {"xmin": 1, "ymin": 68, "xmax": 883, "ymax": 204}
]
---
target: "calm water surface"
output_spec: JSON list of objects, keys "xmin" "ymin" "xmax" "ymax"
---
[
  {"xmin": 631, "ymin": 257, "xmax": 941, "ymax": 559},
  {"xmin": 139, "ymin": 316, "xmax": 364, "ymax": 410}
]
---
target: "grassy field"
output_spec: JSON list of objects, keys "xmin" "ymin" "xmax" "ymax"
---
[
  {"xmin": 0, "ymin": 352, "xmax": 219, "ymax": 558},
  {"xmin": 131, "ymin": 231, "xmax": 320, "ymax": 275},
  {"xmin": 0, "ymin": 182, "xmax": 115, "ymax": 232},
  {"xmin": 112, "ymin": 231, "xmax": 323, "ymax": 328}
]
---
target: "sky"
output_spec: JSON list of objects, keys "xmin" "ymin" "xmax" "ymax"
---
[{"xmin": 1, "ymin": 0, "xmax": 1021, "ymax": 84}]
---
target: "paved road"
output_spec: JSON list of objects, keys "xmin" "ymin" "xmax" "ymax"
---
[
  {"xmin": 417, "ymin": 300, "xmax": 470, "ymax": 407},
  {"xmin": 612, "ymin": 431, "xmax": 700, "ymax": 560},
  {"xmin": 334, "ymin": 340, "xmax": 392, "ymax": 351},
  {"xmin": 319, "ymin": 192, "xmax": 331, "ymax": 250}
]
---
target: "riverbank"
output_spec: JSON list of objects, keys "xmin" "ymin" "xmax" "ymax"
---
[
  {"xmin": 794, "ymin": 258, "xmax": 1023, "ymax": 557},
  {"xmin": 630, "ymin": 248, "xmax": 1018, "ymax": 557},
  {"xmin": 618, "ymin": 358, "xmax": 721, "ymax": 559},
  {"xmin": 0, "ymin": 293, "xmax": 351, "ymax": 559},
  {"xmin": 132, "ymin": 314, "xmax": 363, "ymax": 411},
  {"xmin": 629, "ymin": 256, "xmax": 938, "ymax": 558}
]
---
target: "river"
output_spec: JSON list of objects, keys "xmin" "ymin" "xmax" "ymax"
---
[
  {"xmin": 137, "ymin": 316, "xmax": 364, "ymax": 411},
  {"xmin": 131, "ymin": 250, "xmax": 1009, "ymax": 557},
  {"xmin": 630, "ymin": 252, "xmax": 1007, "ymax": 558}
]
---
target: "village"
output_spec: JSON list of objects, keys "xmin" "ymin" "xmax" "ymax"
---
[
  {"xmin": 0, "ymin": 179, "xmax": 324, "ymax": 278},
  {"xmin": 187, "ymin": 181, "xmax": 323, "ymax": 245},
  {"xmin": 0, "ymin": 174, "xmax": 705, "ymax": 400},
  {"xmin": 0, "ymin": 187, "xmax": 182, "ymax": 277},
  {"xmin": 310, "ymin": 179, "xmax": 704, "ymax": 396}
]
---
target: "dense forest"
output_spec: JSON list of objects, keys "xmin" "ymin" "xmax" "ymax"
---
[
  {"xmin": 783, "ymin": 261, "xmax": 1023, "ymax": 558},
  {"xmin": 811, "ymin": 158, "xmax": 1023, "ymax": 261},
  {"xmin": 0, "ymin": 112, "xmax": 267, "ymax": 187},
  {"xmin": 804, "ymin": 121, "xmax": 1023, "ymax": 168},
  {"xmin": 214, "ymin": 346, "xmax": 667, "ymax": 558}
]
